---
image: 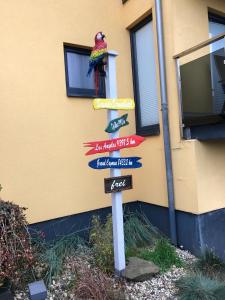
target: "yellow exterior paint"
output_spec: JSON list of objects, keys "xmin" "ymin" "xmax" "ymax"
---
[
  {"xmin": 0, "ymin": 0, "xmax": 225, "ymax": 224},
  {"xmin": 195, "ymin": 140, "xmax": 225, "ymax": 214}
]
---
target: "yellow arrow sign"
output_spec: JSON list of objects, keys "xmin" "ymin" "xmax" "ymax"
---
[{"xmin": 93, "ymin": 98, "xmax": 135, "ymax": 110}]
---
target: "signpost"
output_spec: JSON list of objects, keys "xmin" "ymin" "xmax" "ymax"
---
[
  {"xmin": 84, "ymin": 51, "xmax": 144, "ymax": 276},
  {"xmin": 84, "ymin": 135, "xmax": 144, "ymax": 155},
  {"xmin": 105, "ymin": 114, "xmax": 129, "ymax": 133},
  {"xmin": 105, "ymin": 51, "xmax": 126, "ymax": 276},
  {"xmin": 104, "ymin": 175, "xmax": 133, "ymax": 193},
  {"xmin": 93, "ymin": 98, "xmax": 135, "ymax": 110},
  {"xmin": 88, "ymin": 157, "xmax": 142, "ymax": 169}
]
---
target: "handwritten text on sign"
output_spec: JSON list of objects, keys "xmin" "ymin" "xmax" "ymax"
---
[
  {"xmin": 84, "ymin": 135, "xmax": 144, "ymax": 155},
  {"xmin": 93, "ymin": 98, "xmax": 135, "ymax": 110},
  {"xmin": 105, "ymin": 114, "xmax": 129, "ymax": 133},
  {"xmin": 88, "ymin": 157, "xmax": 142, "ymax": 169},
  {"xmin": 104, "ymin": 175, "xmax": 133, "ymax": 193}
]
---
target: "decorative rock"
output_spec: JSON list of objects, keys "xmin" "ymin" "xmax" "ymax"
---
[{"xmin": 124, "ymin": 257, "xmax": 160, "ymax": 282}]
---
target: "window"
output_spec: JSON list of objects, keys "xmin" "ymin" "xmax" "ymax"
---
[
  {"xmin": 208, "ymin": 12, "xmax": 225, "ymax": 54},
  {"xmin": 130, "ymin": 16, "xmax": 160, "ymax": 136},
  {"xmin": 180, "ymin": 12, "xmax": 225, "ymax": 140},
  {"xmin": 64, "ymin": 45, "xmax": 105, "ymax": 98}
]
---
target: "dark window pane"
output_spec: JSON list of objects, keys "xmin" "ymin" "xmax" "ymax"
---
[{"xmin": 64, "ymin": 46, "xmax": 105, "ymax": 98}]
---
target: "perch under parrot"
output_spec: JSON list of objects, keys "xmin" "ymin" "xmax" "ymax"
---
[{"xmin": 87, "ymin": 32, "xmax": 107, "ymax": 96}]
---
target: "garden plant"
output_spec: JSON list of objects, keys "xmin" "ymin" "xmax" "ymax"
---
[
  {"xmin": 2, "ymin": 202, "xmax": 214, "ymax": 300},
  {"xmin": 0, "ymin": 199, "xmax": 35, "ymax": 289},
  {"xmin": 176, "ymin": 251, "xmax": 225, "ymax": 299}
]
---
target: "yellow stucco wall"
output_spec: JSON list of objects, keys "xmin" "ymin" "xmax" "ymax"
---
[
  {"xmin": 0, "ymin": 0, "xmax": 168, "ymax": 223},
  {"xmin": 0, "ymin": 0, "xmax": 225, "ymax": 223},
  {"xmin": 195, "ymin": 140, "xmax": 225, "ymax": 213}
]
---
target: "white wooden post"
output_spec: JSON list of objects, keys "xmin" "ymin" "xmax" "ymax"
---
[{"xmin": 105, "ymin": 51, "xmax": 126, "ymax": 275}]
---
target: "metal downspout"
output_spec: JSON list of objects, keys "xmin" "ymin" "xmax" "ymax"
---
[{"xmin": 155, "ymin": 0, "xmax": 177, "ymax": 245}]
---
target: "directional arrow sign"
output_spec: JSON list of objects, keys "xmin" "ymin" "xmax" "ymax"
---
[
  {"xmin": 104, "ymin": 175, "xmax": 133, "ymax": 193},
  {"xmin": 93, "ymin": 98, "xmax": 135, "ymax": 110},
  {"xmin": 88, "ymin": 157, "xmax": 142, "ymax": 169},
  {"xmin": 105, "ymin": 114, "xmax": 129, "ymax": 133},
  {"xmin": 84, "ymin": 135, "xmax": 144, "ymax": 156}
]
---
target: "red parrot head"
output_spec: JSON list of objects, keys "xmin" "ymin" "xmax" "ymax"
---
[{"xmin": 95, "ymin": 32, "xmax": 106, "ymax": 43}]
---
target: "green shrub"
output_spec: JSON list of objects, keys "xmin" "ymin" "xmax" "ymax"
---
[
  {"xmin": 89, "ymin": 215, "xmax": 114, "ymax": 273},
  {"xmin": 90, "ymin": 212, "xmax": 162, "ymax": 272},
  {"xmin": 124, "ymin": 211, "xmax": 161, "ymax": 249},
  {"xmin": 176, "ymin": 274, "xmax": 225, "ymax": 300},
  {"xmin": 193, "ymin": 251, "xmax": 225, "ymax": 281},
  {"xmin": 139, "ymin": 239, "xmax": 183, "ymax": 272}
]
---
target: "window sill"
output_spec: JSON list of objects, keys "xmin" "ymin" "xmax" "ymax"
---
[
  {"xmin": 66, "ymin": 87, "xmax": 105, "ymax": 99},
  {"xmin": 67, "ymin": 93, "xmax": 105, "ymax": 99},
  {"xmin": 136, "ymin": 124, "xmax": 160, "ymax": 137}
]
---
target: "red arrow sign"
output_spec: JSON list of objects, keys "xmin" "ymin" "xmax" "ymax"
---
[{"xmin": 84, "ymin": 135, "xmax": 144, "ymax": 156}]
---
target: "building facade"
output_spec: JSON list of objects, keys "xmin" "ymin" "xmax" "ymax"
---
[{"xmin": 1, "ymin": 0, "xmax": 225, "ymax": 258}]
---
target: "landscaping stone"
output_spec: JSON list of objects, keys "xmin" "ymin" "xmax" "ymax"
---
[
  {"xmin": 124, "ymin": 257, "xmax": 160, "ymax": 282},
  {"xmin": 125, "ymin": 248, "xmax": 196, "ymax": 299}
]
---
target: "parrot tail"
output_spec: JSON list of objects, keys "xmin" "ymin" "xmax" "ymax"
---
[
  {"xmin": 87, "ymin": 65, "xmax": 93, "ymax": 76},
  {"xmin": 95, "ymin": 69, "xmax": 99, "ymax": 96}
]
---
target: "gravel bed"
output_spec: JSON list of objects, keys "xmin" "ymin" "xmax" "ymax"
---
[
  {"xmin": 14, "ymin": 248, "xmax": 196, "ymax": 300},
  {"xmin": 175, "ymin": 247, "xmax": 197, "ymax": 264},
  {"xmin": 125, "ymin": 266, "xmax": 184, "ymax": 300},
  {"xmin": 125, "ymin": 248, "xmax": 196, "ymax": 300}
]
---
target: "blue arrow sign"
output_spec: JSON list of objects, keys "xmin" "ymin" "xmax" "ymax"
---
[{"xmin": 88, "ymin": 157, "xmax": 142, "ymax": 169}]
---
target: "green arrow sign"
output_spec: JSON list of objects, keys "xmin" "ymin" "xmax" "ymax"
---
[{"xmin": 105, "ymin": 114, "xmax": 129, "ymax": 133}]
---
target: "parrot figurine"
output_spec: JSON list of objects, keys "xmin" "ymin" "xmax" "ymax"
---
[{"xmin": 87, "ymin": 32, "xmax": 107, "ymax": 96}]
